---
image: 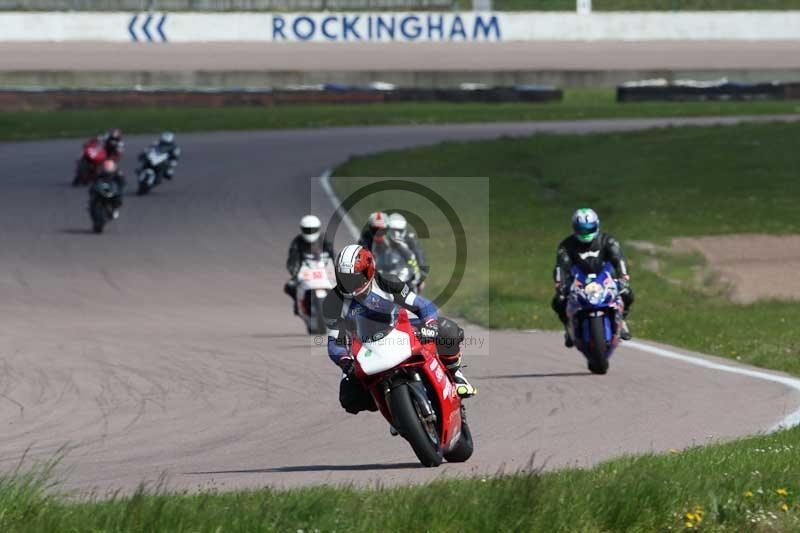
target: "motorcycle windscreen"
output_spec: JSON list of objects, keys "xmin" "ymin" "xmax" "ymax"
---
[
  {"xmin": 355, "ymin": 328, "xmax": 413, "ymax": 376},
  {"xmin": 353, "ymin": 294, "xmax": 399, "ymax": 341}
]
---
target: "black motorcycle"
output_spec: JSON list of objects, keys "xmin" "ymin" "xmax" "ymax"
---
[
  {"xmin": 89, "ymin": 179, "xmax": 121, "ymax": 234},
  {"xmin": 374, "ymin": 240, "xmax": 423, "ymax": 293}
]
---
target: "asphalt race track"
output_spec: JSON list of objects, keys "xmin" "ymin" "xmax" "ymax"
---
[{"xmin": 1, "ymin": 116, "xmax": 799, "ymax": 495}]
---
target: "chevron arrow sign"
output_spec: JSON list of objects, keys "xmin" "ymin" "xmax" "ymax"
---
[{"xmin": 128, "ymin": 13, "xmax": 168, "ymax": 42}]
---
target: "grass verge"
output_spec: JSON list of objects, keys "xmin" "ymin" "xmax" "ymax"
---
[
  {"xmin": 2, "ymin": 427, "xmax": 800, "ymax": 531},
  {"xmin": 333, "ymin": 121, "xmax": 800, "ymax": 375},
  {"xmin": 1, "ymin": 89, "xmax": 799, "ymax": 142}
]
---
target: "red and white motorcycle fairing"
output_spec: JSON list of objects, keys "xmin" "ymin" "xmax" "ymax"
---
[
  {"xmin": 351, "ymin": 310, "xmax": 467, "ymax": 462},
  {"xmin": 295, "ymin": 255, "xmax": 335, "ymax": 334}
]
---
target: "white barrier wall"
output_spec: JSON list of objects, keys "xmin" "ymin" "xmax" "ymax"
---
[{"xmin": 3, "ymin": 11, "xmax": 800, "ymax": 42}]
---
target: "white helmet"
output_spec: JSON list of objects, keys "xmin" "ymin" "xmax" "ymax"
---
[
  {"xmin": 388, "ymin": 213, "xmax": 408, "ymax": 240},
  {"xmin": 300, "ymin": 215, "xmax": 322, "ymax": 243},
  {"xmin": 367, "ymin": 211, "xmax": 387, "ymax": 232}
]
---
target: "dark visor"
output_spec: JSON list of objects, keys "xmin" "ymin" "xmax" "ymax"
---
[
  {"xmin": 301, "ymin": 227, "xmax": 319, "ymax": 235},
  {"xmin": 337, "ymin": 272, "xmax": 368, "ymax": 294}
]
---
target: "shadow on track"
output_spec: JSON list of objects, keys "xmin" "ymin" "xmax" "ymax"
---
[
  {"xmin": 185, "ymin": 462, "xmax": 421, "ymax": 475},
  {"xmin": 251, "ymin": 333, "xmax": 311, "ymax": 340},
  {"xmin": 57, "ymin": 228, "xmax": 96, "ymax": 235},
  {"xmin": 475, "ymin": 372, "xmax": 592, "ymax": 380}
]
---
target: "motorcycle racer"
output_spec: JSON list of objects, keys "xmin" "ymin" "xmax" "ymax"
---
[
  {"xmin": 89, "ymin": 159, "xmax": 126, "ymax": 219},
  {"xmin": 324, "ymin": 244, "xmax": 475, "ymax": 415},
  {"xmin": 551, "ymin": 208, "xmax": 634, "ymax": 347},
  {"xmin": 386, "ymin": 212, "xmax": 428, "ymax": 287},
  {"xmin": 100, "ymin": 128, "xmax": 124, "ymax": 161},
  {"xmin": 284, "ymin": 215, "xmax": 335, "ymax": 314},
  {"xmin": 141, "ymin": 131, "xmax": 181, "ymax": 180},
  {"xmin": 358, "ymin": 211, "xmax": 387, "ymax": 251}
]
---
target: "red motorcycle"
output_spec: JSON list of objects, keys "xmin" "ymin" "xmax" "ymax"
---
[
  {"xmin": 351, "ymin": 310, "xmax": 474, "ymax": 467},
  {"xmin": 72, "ymin": 138, "xmax": 120, "ymax": 187}
]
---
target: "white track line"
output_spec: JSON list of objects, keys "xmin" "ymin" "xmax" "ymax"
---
[
  {"xmin": 624, "ymin": 340, "xmax": 800, "ymax": 432},
  {"xmin": 319, "ymin": 169, "xmax": 360, "ymax": 240},
  {"xmin": 320, "ymin": 170, "xmax": 800, "ymax": 432}
]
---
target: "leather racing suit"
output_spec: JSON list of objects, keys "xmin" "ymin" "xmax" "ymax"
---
[
  {"xmin": 551, "ymin": 232, "xmax": 634, "ymax": 325},
  {"xmin": 323, "ymin": 273, "xmax": 464, "ymax": 414}
]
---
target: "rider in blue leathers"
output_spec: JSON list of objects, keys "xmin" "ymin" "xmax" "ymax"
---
[{"xmin": 552, "ymin": 208, "xmax": 634, "ymax": 347}]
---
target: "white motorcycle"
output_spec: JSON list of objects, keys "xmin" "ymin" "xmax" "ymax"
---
[
  {"xmin": 136, "ymin": 146, "xmax": 175, "ymax": 196},
  {"xmin": 295, "ymin": 252, "xmax": 335, "ymax": 335}
]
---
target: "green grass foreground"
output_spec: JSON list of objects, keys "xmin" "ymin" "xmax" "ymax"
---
[
  {"xmin": 2, "ymin": 427, "xmax": 800, "ymax": 531},
  {"xmin": 333, "ymin": 121, "xmax": 800, "ymax": 375},
  {"xmin": 1, "ymin": 90, "xmax": 799, "ymax": 142}
]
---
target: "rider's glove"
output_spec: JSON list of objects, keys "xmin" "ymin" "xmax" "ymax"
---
[
  {"xmin": 617, "ymin": 275, "xmax": 631, "ymax": 293},
  {"xmin": 338, "ymin": 356, "xmax": 355, "ymax": 376},
  {"xmin": 418, "ymin": 319, "xmax": 439, "ymax": 344}
]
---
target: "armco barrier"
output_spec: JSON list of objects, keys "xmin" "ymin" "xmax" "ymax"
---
[
  {"xmin": 4, "ymin": 11, "xmax": 800, "ymax": 42},
  {"xmin": 616, "ymin": 79, "xmax": 800, "ymax": 102},
  {"xmin": 0, "ymin": 85, "xmax": 562, "ymax": 111}
]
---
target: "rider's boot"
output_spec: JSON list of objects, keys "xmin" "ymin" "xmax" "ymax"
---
[
  {"xmin": 620, "ymin": 319, "xmax": 632, "ymax": 341},
  {"xmin": 445, "ymin": 356, "xmax": 476, "ymax": 398},
  {"xmin": 563, "ymin": 325, "xmax": 574, "ymax": 348}
]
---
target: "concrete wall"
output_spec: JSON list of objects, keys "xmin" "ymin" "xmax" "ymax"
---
[
  {"xmin": 4, "ymin": 11, "xmax": 800, "ymax": 42},
  {"xmin": 2, "ymin": 69, "xmax": 799, "ymax": 89}
]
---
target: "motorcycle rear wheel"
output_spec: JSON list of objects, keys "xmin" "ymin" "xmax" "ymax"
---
[
  {"xmin": 389, "ymin": 384, "xmax": 443, "ymax": 467},
  {"xmin": 588, "ymin": 316, "xmax": 609, "ymax": 375}
]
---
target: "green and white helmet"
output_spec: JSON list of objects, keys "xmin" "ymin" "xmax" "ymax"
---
[{"xmin": 572, "ymin": 208, "xmax": 600, "ymax": 243}]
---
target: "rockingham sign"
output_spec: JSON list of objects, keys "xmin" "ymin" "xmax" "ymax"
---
[
  {"xmin": 2, "ymin": 11, "xmax": 800, "ymax": 42},
  {"xmin": 270, "ymin": 13, "xmax": 501, "ymax": 42}
]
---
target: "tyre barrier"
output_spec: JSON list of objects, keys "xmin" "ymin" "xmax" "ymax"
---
[
  {"xmin": 0, "ymin": 84, "xmax": 562, "ymax": 111},
  {"xmin": 617, "ymin": 78, "xmax": 800, "ymax": 103}
]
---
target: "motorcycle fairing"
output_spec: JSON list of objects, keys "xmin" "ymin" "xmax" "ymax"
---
[
  {"xmin": 353, "ymin": 310, "xmax": 463, "ymax": 453},
  {"xmin": 356, "ymin": 327, "xmax": 413, "ymax": 376}
]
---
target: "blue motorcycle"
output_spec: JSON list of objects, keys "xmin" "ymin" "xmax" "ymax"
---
[{"xmin": 566, "ymin": 262, "xmax": 625, "ymax": 375}]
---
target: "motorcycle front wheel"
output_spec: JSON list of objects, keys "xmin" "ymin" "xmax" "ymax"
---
[
  {"xmin": 90, "ymin": 200, "xmax": 107, "ymax": 234},
  {"xmin": 312, "ymin": 296, "xmax": 326, "ymax": 335},
  {"xmin": 588, "ymin": 315, "xmax": 609, "ymax": 375},
  {"xmin": 73, "ymin": 158, "xmax": 91, "ymax": 187},
  {"xmin": 389, "ymin": 383, "xmax": 443, "ymax": 467},
  {"xmin": 137, "ymin": 177, "xmax": 151, "ymax": 196},
  {"xmin": 443, "ymin": 405, "xmax": 473, "ymax": 463}
]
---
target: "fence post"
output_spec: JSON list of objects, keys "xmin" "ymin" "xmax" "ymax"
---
[{"xmin": 577, "ymin": 0, "xmax": 591, "ymax": 14}]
